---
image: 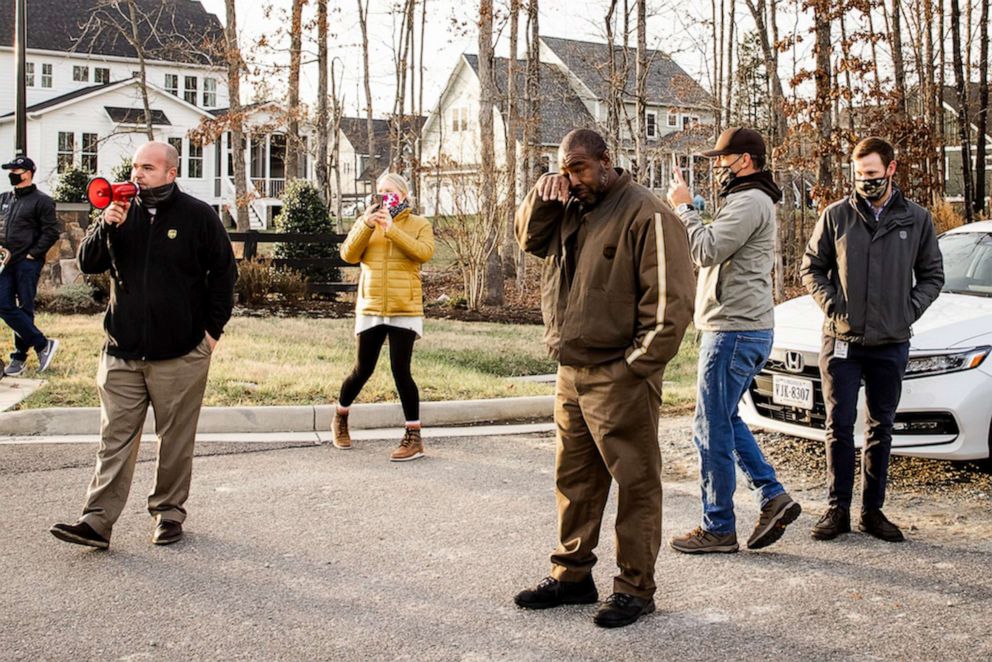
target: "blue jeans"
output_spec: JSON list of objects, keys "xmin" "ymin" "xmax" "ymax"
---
[
  {"xmin": 0, "ymin": 258, "xmax": 47, "ymax": 361},
  {"xmin": 693, "ymin": 330, "xmax": 784, "ymax": 534}
]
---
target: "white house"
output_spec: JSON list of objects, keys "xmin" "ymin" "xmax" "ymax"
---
[{"xmin": 420, "ymin": 36, "xmax": 716, "ymax": 215}]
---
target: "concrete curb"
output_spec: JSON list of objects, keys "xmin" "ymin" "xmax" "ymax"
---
[{"xmin": 0, "ymin": 395, "xmax": 555, "ymax": 437}]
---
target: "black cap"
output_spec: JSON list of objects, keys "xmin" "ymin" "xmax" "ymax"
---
[
  {"xmin": 700, "ymin": 127, "xmax": 766, "ymax": 158},
  {"xmin": 1, "ymin": 156, "xmax": 36, "ymax": 172}
]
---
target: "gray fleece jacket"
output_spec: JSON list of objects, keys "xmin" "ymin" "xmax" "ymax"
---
[{"xmin": 676, "ymin": 187, "xmax": 776, "ymax": 331}]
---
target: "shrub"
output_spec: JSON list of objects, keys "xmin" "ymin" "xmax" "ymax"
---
[
  {"xmin": 236, "ymin": 257, "xmax": 275, "ymax": 306},
  {"xmin": 53, "ymin": 167, "xmax": 90, "ymax": 203},
  {"xmin": 932, "ymin": 199, "xmax": 966, "ymax": 234},
  {"xmin": 271, "ymin": 267, "xmax": 308, "ymax": 305},
  {"xmin": 111, "ymin": 158, "xmax": 133, "ymax": 184},
  {"xmin": 38, "ymin": 283, "xmax": 102, "ymax": 314},
  {"xmin": 274, "ymin": 180, "xmax": 339, "ymax": 283}
]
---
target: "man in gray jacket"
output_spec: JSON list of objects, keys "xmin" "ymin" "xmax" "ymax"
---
[
  {"xmin": 802, "ymin": 137, "xmax": 943, "ymax": 543},
  {"xmin": 667, "ymin": 127, "xmax": 801, "ymax": 554}
]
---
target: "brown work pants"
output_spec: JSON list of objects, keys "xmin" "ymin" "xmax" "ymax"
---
[
  {"xmin": 79, "ymin": 339, "xmax": 212, "ymax": 539},
  {"xmin": 550, "ymin": 360, "xmax": 664, "ymax": 599}
]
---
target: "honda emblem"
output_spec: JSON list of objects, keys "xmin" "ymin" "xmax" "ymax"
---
[{"xmin": 784, "ymin": 351, "xmax": 805, "ymax": 373}]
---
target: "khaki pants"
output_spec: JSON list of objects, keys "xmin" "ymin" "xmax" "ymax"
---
[
  {"xmin": 80, "ymin": 339, "xmax": 212, "ymax": 539},
  {"xmin": 550, "ymin": 360, "xmax": 664, "ymax": 599}
]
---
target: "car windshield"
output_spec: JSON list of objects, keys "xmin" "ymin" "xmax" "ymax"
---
[{"xmin": 939, "ymin": 231, "xmax": 992, "ymax": 297}]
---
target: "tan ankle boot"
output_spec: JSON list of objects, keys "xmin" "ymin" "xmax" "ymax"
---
[
  {"xmin": 333, "ymin": 411, "xmax": 352, "ymax": 449},
  {"xmin": 390, "ymin": 428, "xmax": 424, "ymax": 462}
]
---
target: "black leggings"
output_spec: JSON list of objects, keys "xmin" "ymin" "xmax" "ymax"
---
[{"xmin": 338, "ymin": 325, "xmax": 420, "ymax": 421}]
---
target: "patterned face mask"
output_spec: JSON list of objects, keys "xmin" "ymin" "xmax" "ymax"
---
[{"xmin": 854, "ymin": 176, "xmax": 890, "ymax": 201}]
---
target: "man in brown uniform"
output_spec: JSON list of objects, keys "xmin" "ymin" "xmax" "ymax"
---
[{"xmin": 513, "ymin": 129, "xmax": 695, "ymax": 628}]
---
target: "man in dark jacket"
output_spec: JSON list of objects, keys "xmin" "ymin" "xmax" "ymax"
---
[
  {"xmin": 0, "ymin": 156, "xmax": 60, "ymax": 377},
  {"xmin": 513, "ymin": 129, "xmax": 695, "ymax": 628},
  {"xmin": 50, "ymin": 141, "xmax": 237, "ymax": 550},
  {"xmin": 801, "ymin": 137, "xmax": 944, "ymax": 543}
]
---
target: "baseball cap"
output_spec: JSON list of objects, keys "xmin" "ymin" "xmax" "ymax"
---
[
  {"xmin": 700, "ymin": 128, "xmax": 766, "ymax": 158},
  {"xmin": 1, "ymin": 156, "xmax": 36, "ymax": 172}
]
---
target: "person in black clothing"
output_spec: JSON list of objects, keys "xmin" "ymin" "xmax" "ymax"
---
[
  {"xmin": 50, "ymin": 141, "xmax": 237, "ymax": 550},
  {"xmin": 801, "ymin": 137, "xmax": 944, "ymax": 543},
  {"xmin": 0, "ymin": 156, "xmax": 60, "ymax": 377}
]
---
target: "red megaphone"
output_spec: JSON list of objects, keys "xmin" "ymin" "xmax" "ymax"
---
[{"xmin": 86, "ymin": 177, "xmax": 140, "ymax": 210}]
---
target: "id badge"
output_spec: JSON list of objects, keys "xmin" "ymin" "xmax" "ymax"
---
[{"xmin": 834, "ymin": 340, "xmax": 849, "ymax": 359}]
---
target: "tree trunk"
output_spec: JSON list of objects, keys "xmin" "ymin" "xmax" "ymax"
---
[
  {"xmin": 605, "ymin": 0, "xmax": 621, "ymax": 156},
  {"xmin": 224, "ymin": 0, "xmax": 249, "ymax": 231},
  {"xmin": 479, "ymin": 0, "xmax": 503, "ymax": 306},
  {"xmin": 316, "ymin": 0, "xmax": 330, "ymax": 204},
  {"xmin": 357, "ymin": 0, "xmax": 376, "ymax": 185},
  {"xmin": 889, "ymin": 0, "xmax": 908, "ymax": 117},
  {"xmin": 724, "ymin": 0, "xmax": 736, "ymax": 128},
  {"xmin": 951, "ymin": 0, "xmax": 975, "ymax": 223},
  {"xmin": 523, "ymin": 0, "xmax": 540, "ymax": 191},
  {"xmin": 503, "ymin": 0, "xmax": 521, "ymax": 280},
  {"xmin": 125, "ymin": 0, "xmax": 154, "ymax": 140},
  {"xmin": 330, "ymin": 61, "xmax": 344, "ymax": 227},
  {"xmin": 974, "ymin": 0, "xmax": 989, "ymax": 215},
  {"xmin": 285, "ymin": 0, "xmax": 304, "ymax": 182},
  {"xmin": 634, "ymin": 0, "xmax": 647, "ymax": 185},
  {"xmin": 814, "ymin": 4, "xmax": 834, "ymax": 207}
]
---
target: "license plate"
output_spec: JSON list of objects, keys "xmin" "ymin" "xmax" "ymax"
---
[{"xmin": 772, "ymin": 375, "xmax": 813, "ymax": 410}]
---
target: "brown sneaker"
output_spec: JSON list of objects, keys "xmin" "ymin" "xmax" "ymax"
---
[
  {"xmin": 390, "ymin": 428, "xmax": 424, "ymax": 462},
  {"xmin": 747, "ymin": 492, "xmax": 802, "ymax": 550},
  {"xmin": 669, "ymin": 527, "xmax": 739, "ymax": 554},
  {"xmin": 333, "ymin": 410, "xmax": 352, "ymax": 450}
]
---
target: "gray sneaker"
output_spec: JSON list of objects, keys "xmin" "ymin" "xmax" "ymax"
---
[
  {"xmin": 36, "ymin": 339, "xmax": 59, "ymax": 373},
  {"xmin": 3, "ymin": 358, "xmax": 26, "ymax": 377},
  {"xmin": 669, "ymin": 527, "xmax": 739, "ymax": 554}
]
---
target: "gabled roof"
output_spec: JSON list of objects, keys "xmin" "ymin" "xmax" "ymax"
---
[
  {"xmin": 463, "ymin": 53, "xmax": 598, "ymax": 146},
  {"xmin": 339, "ymin": 117, "xmax": 391, "ymax": 156},
  {"xmin": 541, "ymin": 36, "xmax": 713, "ymax": 108},
  {"xmin": 0, "ymin": 76, "xmax": 213, "ymax": 122},
  {"xmin": 0, "ymin": 0, "xmax": 224, "ymax": 67},
  {"xmin": 105, "ymin": 106, "xmax": 171, "ymax": 126}
]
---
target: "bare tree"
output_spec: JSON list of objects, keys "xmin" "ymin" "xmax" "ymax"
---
[
  {"xmin": 284, "ymin": 0, "xmax": 305, "ymax": 183},
  {"xmin": 329, "ymin": 59, "xmax": 345, "ymax": 226},
  {"xmin": 224, "ymin": 0, "xmax": 249, "ymax": 231},
  {"xmin": 357, "ymin": 0, "xmax": 376, "ymax": 183},
  {"xmin": 951, "ymin": 0, "xmax": 975, "ymax": 223},
  {"xmin": 316, "ymin": 0, "xmax": 330, "ymax": 203},
  {"xmin": 975, "ymin": 0, "xmax": 989, "ymax": 215},
  {"xmin": 503, "ymin": 0, "xmax": 522, "ymax": 280},
  {"xmin": 479, "ymin": 0, "xmax": 504, "ymax": 305},
  {"xmin": 813, "ymin": 2, "xmax": 834, "ymax": 205},
  {"xmin": 634, "ymin": 0, "xmax": 647, "ymax": 184},
  {"xmin": 523, "ymin": 0, "xmax": 541, "ymax": 191}
]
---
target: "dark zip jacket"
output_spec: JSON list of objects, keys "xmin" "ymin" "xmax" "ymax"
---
[
  {"xmin": 800, "ymin": 187, "xmax": 944, "ymax": 346},
  {"xmin": 77, "ymin": 186, "xmax": 237, "ymax": 360},
  {"xmin": 0, "ymin": 185, "xmax": 61, "ymax": 264}
]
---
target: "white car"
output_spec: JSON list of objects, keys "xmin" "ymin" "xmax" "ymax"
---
[{"xmin": 741, "ymin": 220, "xmax": 992, "ymax": 461}]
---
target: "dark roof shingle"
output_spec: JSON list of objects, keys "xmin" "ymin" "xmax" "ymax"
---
[
  {"xmin": 105, "ymin": 106, "xmax": 171, "ymax": 125},
  {"xmin": 0, "ymin": 0, "xmax": 224, "ymax": 66}
]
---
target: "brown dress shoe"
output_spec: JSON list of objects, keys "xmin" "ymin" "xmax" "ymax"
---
[
  {"xmin": 390, "ymin": 428, "xmax": 424, "ymax": 462},
  {"xmin": 152, "ymin": 520, "xmax": 183, "ymax": 545},
  {"xmin": 333, "ymin": 410, "xmax": 352, "ymax": 449}
]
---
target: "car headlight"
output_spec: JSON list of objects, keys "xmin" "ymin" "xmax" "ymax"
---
[{"xmin": 904, "ymin": 346, "xmax": 990, "ymax": 378}]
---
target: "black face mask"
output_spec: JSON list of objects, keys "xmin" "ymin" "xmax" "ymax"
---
[
  {"xmin": 8, "ymin": 172, "xmax": 24, "ymax": 186},
  {"xmin": 854, "ymin": 176, "xmax": 890, "ymax": 202},
  {"xmin": 138, "ymin": 182, "xmax": 175, "ymax": 207}
]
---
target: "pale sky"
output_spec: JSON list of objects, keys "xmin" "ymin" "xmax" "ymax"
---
[{"xmin": 197, "ymin": 0, "xmax": 747, "ymax": 119}]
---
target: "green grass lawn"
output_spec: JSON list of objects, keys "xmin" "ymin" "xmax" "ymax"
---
[{"xmin": 6, "ymin": 314, "xmax": 700, "ymax": 410}]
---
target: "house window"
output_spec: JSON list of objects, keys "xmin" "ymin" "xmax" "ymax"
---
[
  {"xmin": 646, "ymin": 111, "xmax": 658, "ymax": 139},
  {"xmin": 81, "ymin": 133, "xmax": 99, "ymax": 173},
  {"xmin": 73, "ymin": 65, "xmax": 89, "ymax": 82},
  {"xmin": 451, "ymin": 107, "xmax": 470, "ymax": 132},
  {"xmin": 94, "ymin": 67, "xmax": 111, "ymax": 84},
  {"xmin": 184, "ymin": 76, "xmax": 198, "ymax": 105},
  {"xmin": 25, "ymin": 62, "xmax": 35, "ymax": 87},
  {"xmin": 165, "ymin": 74, "xmax": 179, "ymax": 95},
  {"xmin": 667, "ymin": 111, "xmax": 679, "ymax": 128},
  {"xmin": 203, "ymin": 78, "xmax": 217, "ymax": 107},
  {"xmin": 41, "ymin": 63, "xmax": 52, "ymax": 88},
  {"xmin": 188, "ymin": 142, "xmax": 204, "ymax": 178},
  {"xmin": 57, "ymin": 132, "xmax": 75, "ymax": 173},
  {"xmin": 167, "ymin": 138, "xmax": 183, "ymax": 176}
]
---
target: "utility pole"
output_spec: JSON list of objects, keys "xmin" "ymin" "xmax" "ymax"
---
[{"xmin": 15, "ymin": 0, "xmax": 28, "ymax": 155}]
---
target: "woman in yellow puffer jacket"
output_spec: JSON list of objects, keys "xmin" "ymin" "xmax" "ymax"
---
[{"xmin": 332, "ymin": 173, "xmax": 434, "ymax": 461}]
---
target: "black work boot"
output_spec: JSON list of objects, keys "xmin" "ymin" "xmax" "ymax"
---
[
  {"xmin": 514, "ymin": 575, "xmax": 598, "ymax": 610},
  {"xmin": 811, "ymin": 506, "xmax": 851, "ymax": 541},
  {"xmin": 593, "ymin": 592, "xmax": 656, "ymax": 628},
  {"xmin": 859, "ymin": 509, "xmax": 905, "ymax": 542}
]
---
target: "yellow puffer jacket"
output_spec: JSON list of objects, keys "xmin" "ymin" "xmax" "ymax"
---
[{"xmin": 340, "ymin": 208, "xmax": 435, "ymax": 316}]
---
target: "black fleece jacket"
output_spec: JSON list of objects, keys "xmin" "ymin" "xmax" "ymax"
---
[
  {"xmin": 0, "ymin": 185, "xmax": 61, "ymax": 264},
  {"xmin": 77, "ymin": 186, "xmax": 237, "ymax": 360}
]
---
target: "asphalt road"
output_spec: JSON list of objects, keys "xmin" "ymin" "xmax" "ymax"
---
[{"xmin": 2, "ymin": 423, "xmax": 990, "ymax": 661}]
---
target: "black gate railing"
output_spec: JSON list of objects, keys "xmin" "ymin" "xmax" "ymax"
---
[{"xmin": 229, "ymin": 231, "xmax": 357, "ymax": 295}]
